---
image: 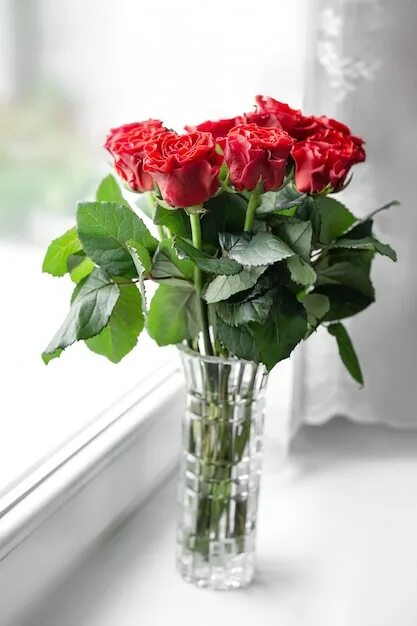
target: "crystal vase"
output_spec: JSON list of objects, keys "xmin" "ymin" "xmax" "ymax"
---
[{"xmin": 176, "ymin": 345, "xmax": 268, "ymax": 590}]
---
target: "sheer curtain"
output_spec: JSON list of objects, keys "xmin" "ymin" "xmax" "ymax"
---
[{"xmin": 291, "ymin": 0, "xmax": 417, "ymax": 430}]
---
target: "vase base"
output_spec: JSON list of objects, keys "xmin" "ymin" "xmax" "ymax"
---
[{"xmin": 176, "ymin": 538, "xmax": 256, "ymax": 590}]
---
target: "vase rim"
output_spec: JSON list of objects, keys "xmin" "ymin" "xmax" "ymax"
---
[{"xmin": 177, "ymin": 342, "xmax": 264, "ymax": 368}]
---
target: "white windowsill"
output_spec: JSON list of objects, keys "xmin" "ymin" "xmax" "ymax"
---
[
  {"xmin": 0, "ymin": 361, "xmax": 184, "ymax": 625},
  {"xmin": 12, "ymin": 418, "xmax": 417, "ymax": 626}
]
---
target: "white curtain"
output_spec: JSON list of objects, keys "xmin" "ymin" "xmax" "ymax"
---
[{"xmin": 291, "ymin": 0, "xmax": 417, "ymax": 430}]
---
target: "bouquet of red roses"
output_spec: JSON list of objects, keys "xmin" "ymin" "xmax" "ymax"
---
[
  {"xmin": 42, "ymin": 95, "xmax": 399, "ymax": 590},
  {"xmin": 42, "ymin": 95, "xmax": 397, "ymax": 383}
]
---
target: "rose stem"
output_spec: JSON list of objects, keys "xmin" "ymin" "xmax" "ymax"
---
[
  {"xmin": 157, "ymin": 225, "xmax": 165, "ymax": 240},
  {"xmin": 243, "ymin": 188, "xmax": 260, "ymax": 233},
  {"xmin": 189, "ymin": 213, "xmax": 213, "ymax": 356}
]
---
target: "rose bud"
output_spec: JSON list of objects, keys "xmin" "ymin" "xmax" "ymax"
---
[
  {"xmin": 292, "ymin": 128, "xmax": 366, "ymax": 194},
  {"xmin": 223, "ymin": 123, "xmax": 295, "ymax": 192},
  {"xmin": 104, "ymin": 120, "xmax": 165, "ymax": 192},
  {"xmin": 244, "ymin": 95, "xmax": 318, "ymax": 140},
  {"xmin": 143, "ymin": 130, "xmax": 223, "ymax": 208},
  {"xmin": 185, "ymin": 116, "xmax": 244, "ymax": 141}
]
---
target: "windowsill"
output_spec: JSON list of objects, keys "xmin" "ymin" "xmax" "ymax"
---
[
  {"xmin": 12, "ymin": 418, "xmax": 417, "ymax": 626},
  {"xmin": 0, "ymin": 357, "xmax": 184, "ymax": 624}
]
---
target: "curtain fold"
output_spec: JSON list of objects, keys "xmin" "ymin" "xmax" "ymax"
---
[{"xmin": 291, "ymin": 0, "xmax": 417, "ymax": 430}]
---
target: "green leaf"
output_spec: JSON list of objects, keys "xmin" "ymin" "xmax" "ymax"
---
[
  {"xmin": 151, "ymin": 238, "xmax": 194, "ymax": 282},
  {"xmin": 314, "ymin": 249, "xmax": 375, "ymax": 320},
  {"xmin": 146, "ymin": 283, "xmax": 200, "ymax": 345},
  {"xmin": 70, "ymin": 275, "xmax": 88, "ymax": 304},
  {"xmin": 373, "ymin": 240, "xmax": 397, "ymax": 262},
  {"xmin": 69, "ymin": 256, "xmax": 95, "ymax": 284},
  {"xmin": 77, "ymin": 201, "xmax": 158, "ymax": 278},
  {"xmin": 252, "ymin": 220, "xmax": 268, "ymax": 233},
  {"xmin": 272, "ymin": 206, "xmax": 298, "ymax": 218},
  {"xmin": 274, "ymin": 184, "xmax": 308, "ymax": 214},
  {"xmin": 287, "ymin": 256, "xmax": 317, "ymax": 286},
  {"xmin": 220, "ymin": 231, "xmax": 293, "ymax": 266},
  {"xmin": 294, "ymin": 196, "xmax": 321, "ymax": 237},
  {"xmin": 201, "ymin": 192, "xmax": 247, "ymax": 246},
  {"xmin": 127, "ymin": 240, "xmax": 152, "ymax": 275},
  {"xmin": 67, "ymin": 251, "xmax": 86, "ymax": 273},
  {"xmin": 275, "ymin": 183, "xmax": 307, "ymax": 209},
  {"xmin": 215, "ymin": 292, "xmax": 273, "ymax": 327},
  {"xmin": 316, "ymin": 286, "xmax": 374, "ymax": 321},
  {"xmin": 153, "ymin": 205, "xmax": 191, "ymax": 238},
  {"xmin": 216, "ymin": 319, "xmax": 258, "ymax": 362},
  {"xmin": 327, "ymin": 322, "xmax": 364, "ymax": 385},
  {"xmin": 343, "ymin": 206, "xmax": 398, "ymax": 260},
  {"xmin": 96, "ymin": 174, "xmax": 128, "ymax": 205},
  {"xmin": 301, "ymin": 293, "xmax": 330, "ymax": 327},
  {"xmin": 127, "ymin": 240, "xmax": 152, "ymax": 316},
  {"xmin": 251, "ymin": 289, "xmax": 307, "ymax": 370},
  {"xmin": 42, "ymin": 268, "xmax": 120, "ymax": 363},
  {"xmin": 274, "ymin": 221, "xmax": 312, "ymax": 260},
  {"xmin": 344, "ymin": 219, "xmax": 373, "ymax": 239},
  {"xmin": 86, "ymin": 284, "xmax": 144, "ymax": 363},
  {"xmin": 330, "ymin": 236, "xmax": 397, "ymax": 261},
  {"xmin": 203, "ymin": 266, "xmax": 267, "ymax": 304},
  {"xmin": 256, "ymin": 192, "xmax": 277, "ymax": 215},
  {"xmin": 256, "ymin": 185, "xmax": 307, "ymax": 216},
  {"xmin": 315, "ymin": 196, "xmax": 356, "ymax": 244},
  {"xmin": 315, "ymin": 250, "xmax": 374, "ymax": 296},
  {"xmin": 173, "ymin": 237, "xmax": 242, "ymax": 275},
  {"xmin": 42, "ymin": 227, "xmax": 83, "ymax": 277},
  {"xmin": 42, "ymin": 348, "xmax": 63, "ymax": 365}
]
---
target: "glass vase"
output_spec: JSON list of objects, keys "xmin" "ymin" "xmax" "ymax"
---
[{"xmin": 176, "ymin": 345, "xmax": 268, "ymax": 590}]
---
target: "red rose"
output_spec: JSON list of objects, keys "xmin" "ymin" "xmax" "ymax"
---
[
  {"xmin": 185, "ymin": 116, "xmax": 243, "ymax": 141},
  {"xmin": 143, "ymin": 131, "xmax": 223, "ymax": 207},
  {"xmin": 314, "ymin": 115, "xmax": 351, "ymax": 135},
  {"xmin": 224, "ymin": 123, "xmax": 294, "ymax": 192},
  {"xmin": 292, "ymin": 128, "xmax": 366, "ymax": 194},
  {"xmin": 245, "ymin": 95, "xmax": 318, "ymax": 140},
  {"xmin": 313, "ymin": 115, "xmax": 366, "ymax": 161},
  {"xmin": 104, "ymin": 120, "xmax": 165, "ymax": 192}
]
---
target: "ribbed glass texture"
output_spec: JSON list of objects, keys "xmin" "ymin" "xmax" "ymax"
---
[{"xmin": 176, "ymin": 345, "xmax": 268, "ymax": 590}]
